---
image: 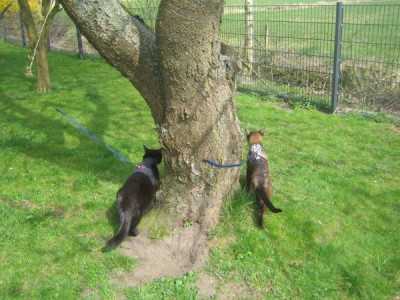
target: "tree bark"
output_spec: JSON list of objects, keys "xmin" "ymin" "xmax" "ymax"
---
[
  {"xmin": 156, "ymin": 0, "xmax": 242, "ymax": 227},
  {"xmin": 59, "ymin": 0, "xmax": 243, "ymax": 229}
]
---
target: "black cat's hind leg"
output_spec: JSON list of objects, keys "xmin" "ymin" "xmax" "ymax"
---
[
  {"xmin": 105, "ymin": 210, "xmax": 132, "ymax": 249},
  {"xmin": 128, "ymin": 213, "xmax": 141, "ymax": 236}
]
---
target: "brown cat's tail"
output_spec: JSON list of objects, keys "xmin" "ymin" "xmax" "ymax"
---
[
  {"xmin": 256, "ymin": 187, "xmax": 283, "ymax": 213},
  {"xmin": 105, "ymin": 211, "xmax": 131, "ymax": 249}
]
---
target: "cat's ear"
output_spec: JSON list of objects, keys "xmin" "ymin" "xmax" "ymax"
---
[
  {"xmin": 259, "ymin": 128, "xmax": 265, "ymax": 136},
  {"xmin": 245, "ymin": 129, "xmax": 251, "ymax": 141},
  {"xmin": 143, "ymin": 145, "xmax": 149, "ymax": 152}
]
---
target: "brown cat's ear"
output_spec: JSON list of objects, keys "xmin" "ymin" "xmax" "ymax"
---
[{"xmin": 259, "ymin": 128, "xmax": 265, "ymax": 136}]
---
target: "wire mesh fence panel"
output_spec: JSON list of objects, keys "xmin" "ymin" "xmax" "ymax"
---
[
  {"xmin": 222, "ymin": 5, "xmax": 337, "ymax": 110},
  {"xmin": 1, "ymin": 12, "xmax": 24, "ymax": 46},
  {"xmin": 222, "ymin": 4, "xmax": 400, "ymax": 114},
  {"xmin": 340, "ymin": 5, "xmax": 400, "ymax": 114}
]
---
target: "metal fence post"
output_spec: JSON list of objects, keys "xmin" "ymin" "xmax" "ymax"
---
[
  {"xmin": 331, "ymin": 2, "xmax": 344, "ymax": 113},
  {"xmin": 18, "ymin": 10, "xmax": 26, "ymax": 47},
  {"xmin": 76, "ymin": 27, "xmax": 84, "ymax": 59},
  {"xmin": 47, "ymin": 33, "xmax": 51, "ymax": 51},
  {"xmin": 1, "ymin": 17, "xmax": 7, "ymax": 41}
]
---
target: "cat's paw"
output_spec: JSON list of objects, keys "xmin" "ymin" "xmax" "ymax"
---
[{"xmin": 129, "ymin": 228, "xmax": 139, "ymax": 236}]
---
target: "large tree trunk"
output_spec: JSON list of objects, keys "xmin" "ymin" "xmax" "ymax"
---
[
  {"xmin": 156, "ymin": 0, "xmax": 242, "ymax": 227},
  {"xmin": 59, "ymin": 0, "xmax": 243, "ymax": 229}
]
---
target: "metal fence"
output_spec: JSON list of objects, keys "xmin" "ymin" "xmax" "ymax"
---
[
  {"xmin": 1, "ymin": 10, "xmax": 98, "ymax": 57},
  {"xmin": 222, "ymin": 4, "xmax": 400, "ymax": 114},
  {"xmin": 1, "ymin": 3, "xmax": 399, "ymax": 115}
]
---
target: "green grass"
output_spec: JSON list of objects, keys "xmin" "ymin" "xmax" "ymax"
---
[
  {"xmin": 210, "ymin": 93, "xmax": 400, "ymax": 298},
  {"xmin": 1, "ymin": 41, "xmax": 399, "ymax": 299}
]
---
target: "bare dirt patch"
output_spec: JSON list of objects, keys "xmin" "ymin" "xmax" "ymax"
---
[
  {"xmin": 111, "ymin": 223, "xmax": 208, "ymax": 287},
  {"xmin": 110, "ymin": 224, "xmax": 262, "ymax": 299}
]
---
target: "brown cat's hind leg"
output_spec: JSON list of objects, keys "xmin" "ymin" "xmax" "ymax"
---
[{"xmin": 258, "ymin": 198, "xmax": 267, "ymax": 228}]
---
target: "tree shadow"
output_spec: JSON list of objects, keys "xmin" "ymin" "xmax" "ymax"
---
[{"xmin": 0, "ymin": 49, "xmax": 133, "ymax": 187}]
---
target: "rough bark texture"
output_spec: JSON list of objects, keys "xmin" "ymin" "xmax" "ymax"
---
[
  {"xmin": 156, "ymin": 0, "xmax": 242, "ymax": 227},
  {"xmin": 59, "ymin": 0, "xmax": 243, "ymax": 229}
]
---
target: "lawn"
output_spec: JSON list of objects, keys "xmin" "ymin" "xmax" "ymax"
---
[{"xmin": 0, "ymin": 41, "xmax": 399, "ymax": 299}]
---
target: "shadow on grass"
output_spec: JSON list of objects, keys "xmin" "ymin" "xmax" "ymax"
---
[{"xmin": 0, "ymin": 48, "xmax": 132, "ymax": 185}]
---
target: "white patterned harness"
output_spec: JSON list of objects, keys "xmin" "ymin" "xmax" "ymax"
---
[{"xmin": 248, "ymin": 144, "xmax": 267, "ymax": 161}]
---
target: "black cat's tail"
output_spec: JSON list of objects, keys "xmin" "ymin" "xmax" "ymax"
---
[
  {"xmin": 256, "ymin": 187, "xmax": 283, "ymax": 213},
  {"xmin": 105, "ymin": 211, "xmax": 131, "ymax": 249}
]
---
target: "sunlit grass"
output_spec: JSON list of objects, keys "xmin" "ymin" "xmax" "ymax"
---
[{"xmin": 1, "ymin": 41, "xmax": 399, "ymax": 299}]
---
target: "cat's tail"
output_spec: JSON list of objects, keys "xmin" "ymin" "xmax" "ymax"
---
[
  {"xmin": 256, "ymin": 187, "xmax": 283, "ymax": 213},
  {"xmin": 105, "ymin": 211, "xmax": 131, "ymax": 249}
]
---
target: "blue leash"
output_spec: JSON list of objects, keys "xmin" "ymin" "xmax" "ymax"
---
[
  {"xmin": 55, "ymin": 107, "xmax": 131, "ymax": 164},
  {"xmin": 203, "ymin": 159, "xmax": 244, "ymax": 168}
]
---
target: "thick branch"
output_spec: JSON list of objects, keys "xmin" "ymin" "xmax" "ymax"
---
[{"xmin": 58, "ymin": 0, "xmax": 165, "ymax": 123}]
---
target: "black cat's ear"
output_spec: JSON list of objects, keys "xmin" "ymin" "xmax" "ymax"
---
[
  {"xmin": 259, "ymin": 128, "xmax": 265, "ymax": 136},
  {"xmin": 144, "ymin": 145, "xmax": 149, "ymax": 152}
]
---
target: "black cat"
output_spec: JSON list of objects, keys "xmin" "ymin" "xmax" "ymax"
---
[{"xmin": 105, "ymin": 146, "xmax": 162, "ymax": 249}]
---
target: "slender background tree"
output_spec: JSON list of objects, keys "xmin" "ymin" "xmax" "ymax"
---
[{"xmin": 18, "ymin": 0, "xmax": 61, "ymax": 92}]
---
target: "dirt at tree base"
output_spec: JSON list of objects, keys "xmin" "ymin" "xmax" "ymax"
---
[
  {"xmin": 109, "ymin": 223, "xmax": 263, "ymax": 299},
  {"xmin": 111, "ymin": 223, "xmax": 208, "ymax": 287}
]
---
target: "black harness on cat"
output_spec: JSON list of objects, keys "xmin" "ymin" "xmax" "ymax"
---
[{"xmin": 134, "ymin": 158, "xmax": 159, "ymax": 189}]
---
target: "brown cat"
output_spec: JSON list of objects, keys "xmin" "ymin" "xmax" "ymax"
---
[
  {"xmin": 105, "ymin": 146, "xmax": 162, "ymax": 249},
  {"xmin": 246, "ymin": 129, "xmax": 282, "ymax": 228}
]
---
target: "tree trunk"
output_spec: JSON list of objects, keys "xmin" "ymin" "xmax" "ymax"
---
[
  {"xmin": 156, "ymin": 0, "xmax": 242, "ymax": 227},
  {"xmin": 35, "ymin": 32, "xmax": 51, "ymax": 92},
  {"xmin": 59, "ymin": 0, "xmax": 243, "ymax": 229}
]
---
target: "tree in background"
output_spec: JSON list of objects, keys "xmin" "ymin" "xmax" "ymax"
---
[
  {"xmin": 0, "ymin": 1, "xmax": 14, "ymax": 19},
  {"xmin": 59, "ymin": 0, "xmax": 243, "ymax": 233},
  {"xmin": 18, "ymin": 0, "xmax": 61, "ymax": 92}
]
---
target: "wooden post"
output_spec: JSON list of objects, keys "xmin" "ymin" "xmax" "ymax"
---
[
  {"xmin": 244, "ymin": 0, "xmax": 254, "ymax": 82},
  {"xmin": 264, "ymin": 23, "xmax": 269, "ymax": 49}
]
